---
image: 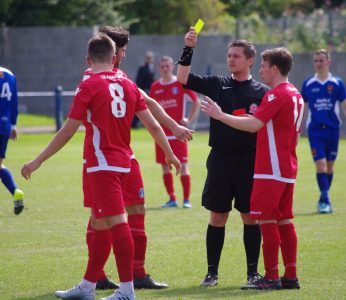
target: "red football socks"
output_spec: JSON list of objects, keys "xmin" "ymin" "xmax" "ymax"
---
[
  {"xmin": 110, "ymin": 222, "xmax": 134, "ymax": 282},
  {"xmin": 279, "ymin": 222, "xmax": 298, "ymax": 279},
  {"xmin": 163, "ymin": 173, "xmax": 176, "ymax": 201},
  {"xmin": 128, "ymin": 214, "xmax": 147, "ymax": 279},
  {"xmin": 180, "ymin": 174, "xmax": 191, "ymax": 200},
  {"xmin": 260, "ymin": 223, "xmax": 280, "ymax": 280},
  {"xmin": 86, "ymin": 218, "xmax": 108, "ymax": 281},
  {"xmin": 84, "ymin": 228, "xmax": 112, "ymax": 282}
]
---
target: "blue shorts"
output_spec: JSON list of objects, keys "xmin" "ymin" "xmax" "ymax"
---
[{"xmin": 308, "ymin": 127, "xmax": 339, "ymax": 161}]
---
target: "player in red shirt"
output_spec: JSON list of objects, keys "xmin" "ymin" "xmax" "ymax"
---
[
  {"xmin": 82, "ymin": 26, "xmax": 192, "ymax": 290},
  {"xmin": 21, "ymin": 34, "xmax": 180, "ymax": 300},
  {"xmin": 201, "ymin": 47, "xmax": 302, "ymax": 290},
  {"xmin": 150, "ymin": 56, "xmax": 200, "ymax": 208}
]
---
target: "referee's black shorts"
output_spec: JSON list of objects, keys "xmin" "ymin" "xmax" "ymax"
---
[{"xmin": 202, "ymin": 149, "xmax": 255, "ymax": 213}]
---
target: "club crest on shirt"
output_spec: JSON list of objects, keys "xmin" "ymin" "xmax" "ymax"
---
[
  {"xmin": 172, "ymin": 87, "xmax": 179, "ymax": 95},
  {"xmin": 249, "ymin": 103, "xmax": 258, "ymax": 114},
  {"xmin": 268, "ymin": 94, "xmax": 276, "ymax": 102},
  {"xmin": 0, "ymin": 72, "xmax": 3, "ymax": 78},
  {"xmin": 327, "ymin": 84, "xmax": 334, "ymax": 94}
]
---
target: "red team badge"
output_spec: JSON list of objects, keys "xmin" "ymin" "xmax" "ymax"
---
[{"xmin": 327, "ymin": 84, "xmax": 334, "ymax": 94}]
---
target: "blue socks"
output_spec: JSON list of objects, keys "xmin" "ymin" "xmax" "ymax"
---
[
  {"xmin": 0, "ymin": 168, "xmax": 17, "ymax": 195},
  {"xmin": 316, "ymin": 173, "xmax": 330, "ymax": 204}
]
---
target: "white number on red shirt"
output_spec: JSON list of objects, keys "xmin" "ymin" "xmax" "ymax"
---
[
  {"xmin": 292, "ymin": 96, "xmax": 304, "ymax": 131},
  {"xmin": 1, "ymin": 82, "xmax": 12, "ymax": 101},
  {"xmin": 109, "ymin": 83, "xmax": 126, "ymax": 118}
]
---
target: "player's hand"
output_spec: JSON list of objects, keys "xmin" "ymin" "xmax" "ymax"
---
[
  {"xmin": 21, "ymin": 159, "xmax": 42, "ymax": 180},
  {"xmin": 10, "ymin": 129, "xmax": 17, "ymax": 141},
  {"xmin": 201, "ymin": 96, "xmax": 223, "ymax": 120},
  {"xmin": 171, "ymin": 123, "xmax": 193, "ymax": 142},
  {"xmin": 184, "ymin": 27, "xmax": 197, "ymax": 47},
  {"xmin": 165, "ymin": 155, "xmax": 181, "ymax": 175}
]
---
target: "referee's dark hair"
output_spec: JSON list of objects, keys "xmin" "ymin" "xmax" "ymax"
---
[
  {"xmin": 99, "ymin": 26, "xmax": 130, "ymax": 48},
  {"xmin": 261, "ymin": 47, "xmax": 293, "ymax": 77},
  {"xmin": 228, "ymin": 40, "xmax": 256, "ymax": 60},
  {"xmin": 87, "ymin": 33, "xmax": 115, "ymax": 63}
]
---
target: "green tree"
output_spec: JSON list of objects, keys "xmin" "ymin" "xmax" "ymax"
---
[{"xmin": 0, "ymin": 0, "xmax": 131, "ymax": 27}]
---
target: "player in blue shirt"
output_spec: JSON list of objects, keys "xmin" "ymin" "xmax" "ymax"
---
[
  {"xmin": 0, "ymin": 66, "xmax": 24, "ymax": 215},
  {"xmin": 301, "ymin": 49, "xmax": 346, "ymax": 214}
]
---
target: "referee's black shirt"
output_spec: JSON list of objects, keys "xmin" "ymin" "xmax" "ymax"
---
[{"xmin": 185, "ymin": 73, "xmax": 269, "ymax": 154}]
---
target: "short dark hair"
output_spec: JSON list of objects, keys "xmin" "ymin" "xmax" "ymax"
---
[
  {"xmin": 261, "ymin": 47, "xmax": 292, "ymax": 76},
  {"xmin": 314, "ymin": 49, "xmax": 330, "ymax": 60},
  {"xmin": 228, "ymin": 40, "xmax": 256, "ymax": 60},
  {"xmin": 99, "ymin": 26, "xmax": 129, "ymax": 48},
  {"xmin": 87, "ymin": 33, "xmax": 115, "ymax": 63}
]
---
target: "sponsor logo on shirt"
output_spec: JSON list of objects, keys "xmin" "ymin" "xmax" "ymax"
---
[
  {"xmin": 268, "ymin": 94, "xmax": 276, "ymax": 102},
  {"xmin": 314, "ymin": 98, "xmax": 333, "ymax": 111},
  {"xmin": 172, "ymin": 87, "xmax": 179, "ymax": 95},
  {"xmin": 159, "ymin": 99, "xmax": 177, "ymax": 108},
  {"xmin": 249, "ymin": 103, "xmax": 258, "ymax": 114},
  {"xmin": 154, "ymin": 89, "xmax": 164, "ymax": 94},
  {"xmin": 327, "ymin": 84, "xmax": 334, "ymax": 94},
  {"xmin": 222, "ymin": 86, "xmax": 233, "ymax": 90},
  {"xmin": 100, "ymin": 75, "xmax": 118, "ymax": 81}
]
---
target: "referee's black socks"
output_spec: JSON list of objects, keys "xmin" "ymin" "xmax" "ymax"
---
[
  {"xmin": 206, "ymin": 224, "xmax": 225, "ymax": 275},
  {"xmin": 243, "ymin": 224, "xmax": 262, "ymax": 276}
]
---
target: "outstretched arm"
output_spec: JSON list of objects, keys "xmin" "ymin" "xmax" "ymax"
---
[
  {"xmin": 21, "ymin": 118, "xmax": 82, "ymax": 179},
  {"xmin": 136, "ymin": 109, "xmax": 181, "ymax": 175},
  {"xmin": 177, "ymin": 27, "xmax": 197, "ymax": 85},
  {"xmin": 139, "ymin": 88, "xmax": 193, "ymax": 142},
  {"xmin": 201, "ymin": 96, "xmax": 264, "ymax": 133}
]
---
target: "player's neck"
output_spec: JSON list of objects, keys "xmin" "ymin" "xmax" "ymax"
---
[
  {"xmin": 316, "ymin": 71, "xmax": 329, "ymax": 81},
  {"xmin": 91, "ymin": 64, "xmax": 113, "ymax": 73},
  {"xmin": 162, "ymin": 75, "xmax": 174, "ymax": 83},
  {"xmin": 232, "ymin": 71, "xmax": 251, "ymax": 82},
  {"xmin": 270, "ymin": 77, "xmax": 289, "ymax": 89}
]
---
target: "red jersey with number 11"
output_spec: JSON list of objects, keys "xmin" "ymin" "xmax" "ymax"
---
[
  {"xmin": 68, "ymin": 71, "xmax": 147, "ymax": 173},
  {"xmin": 253, "ymin": 82, "xmax": 304, "ymax": 183}
]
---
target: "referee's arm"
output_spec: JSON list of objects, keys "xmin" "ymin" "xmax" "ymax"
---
[
  {"xmin": 201, "ymin": 96, "xmax": 264, "ymax": 133},
  {"xmin": 177, "ymin": 27, "xmax": 197, "ymax": 85}
]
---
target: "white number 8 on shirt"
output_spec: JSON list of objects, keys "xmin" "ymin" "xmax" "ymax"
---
[{"xmin": 110, "ymin": 83, "xmax": 126, "ymax": 118}]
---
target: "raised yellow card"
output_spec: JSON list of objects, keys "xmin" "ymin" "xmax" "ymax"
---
[{"xmin": 194, "ymin": 18, "xmax": 204, "ymax": 34}]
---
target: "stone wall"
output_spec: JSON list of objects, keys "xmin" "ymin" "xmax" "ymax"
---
[{"xmin": 1, "ymin": 27, "xmax": 345, "ymax": 135}]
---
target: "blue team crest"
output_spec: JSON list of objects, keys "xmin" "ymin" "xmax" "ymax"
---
[
  {"xmin": 138, "ymin": 188, "xmax": 145, "ymax": 199},
  {"xmin": 172, "ymin": 86, "xmax": 179, "ymax": 94},
  {"xmin": 327, "ymin": 84, "xmax": 334, "ymax": 94}
]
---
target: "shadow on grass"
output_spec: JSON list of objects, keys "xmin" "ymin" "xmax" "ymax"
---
[
  {"xmin": 14, "ymin": 287, "xmax": 273, "ymax": 299},
  {"xmin": 146, "ymin": 285, "xmax": 269, "ymax": 299}
]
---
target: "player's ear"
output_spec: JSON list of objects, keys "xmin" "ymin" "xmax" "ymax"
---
[{"xmin": 111, "ymin": 54, "xmax": 116, "ymax": 66}]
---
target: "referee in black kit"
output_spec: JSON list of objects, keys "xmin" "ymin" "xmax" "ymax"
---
[{"xmin": 177, "ymin": 27, "xmax": 268, "ymax": 289}]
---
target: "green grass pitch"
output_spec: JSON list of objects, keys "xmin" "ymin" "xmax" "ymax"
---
[{"xmin": 0, "ymin": 129, "xmax": 345, "ymax": 299}]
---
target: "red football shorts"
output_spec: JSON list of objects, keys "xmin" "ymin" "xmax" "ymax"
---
[
  {"xmin": 85, "ymin": 170, "xmax": 128, "ymax": 219},
  {"xmin": 155, "ymin": 139, "xmax": 188, "ymax": 164},
  {"xmin": 250, "ymin": 179, "xmax": 295, "ymax": 220},
  {"xmin": 123, "ymin": 158, "xmax": 145, "ymax": 206},
  {"xmin": 83, "ymin": 159, "xmax": 144, "ymax": 208}
]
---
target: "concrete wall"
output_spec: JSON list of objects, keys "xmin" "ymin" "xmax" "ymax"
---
[{"xmin": 1, "ymin": 27, "xmax": 345, "ymax": 135}]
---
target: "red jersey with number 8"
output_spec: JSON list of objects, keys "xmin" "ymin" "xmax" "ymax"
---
[
  {"xmin": 253, "ymin": 82, "xmax": 304, "ymax": 183},
  {"xmin": 68, "ymin": 71, "xmax": 147, "ymax": 173}
]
